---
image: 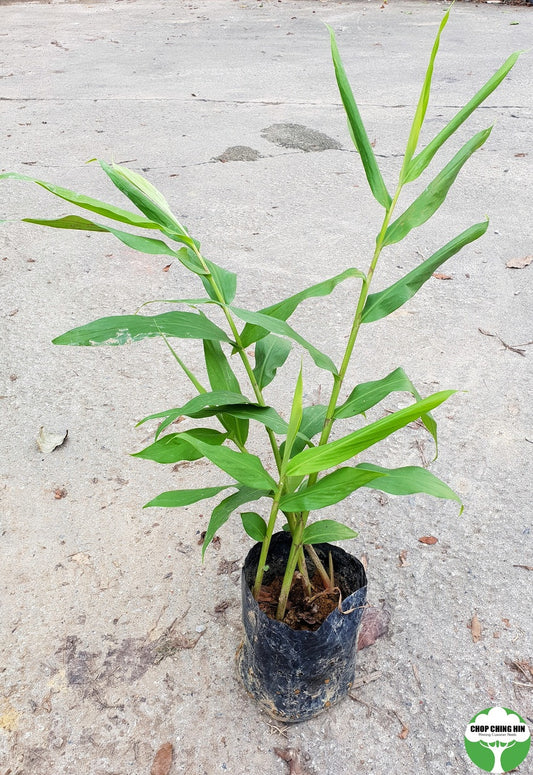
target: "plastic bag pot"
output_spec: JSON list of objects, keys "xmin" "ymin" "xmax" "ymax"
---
[{"xmin": 236, "ymin": 531, "xmax": 367, "ymax": 722}]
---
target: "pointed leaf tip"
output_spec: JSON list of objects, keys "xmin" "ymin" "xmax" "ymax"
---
[{"xmin": 329, "ymin": 26, "xmax": 391, "ymax": 209}]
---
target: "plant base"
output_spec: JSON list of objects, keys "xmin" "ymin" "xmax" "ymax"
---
[{"xmin": 236, "ymin": 532, "xmax": 367, "ymax": 722}]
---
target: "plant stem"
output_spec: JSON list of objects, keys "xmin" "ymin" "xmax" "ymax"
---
[
  {"xmin": 297, "ymin": 549, "xmax": 312, "ymax": 595},
  {"xmin": 305, "ymin": 544, "xmax": 332, "ymax": 590},
  {"xmin": 319, "ymin": 183, "xmax": 403, "ymax": 448},
  {"xmin": 190, "ymin": 245, "xmax": 283, "ymax": 471},
  {"xmin": 188, "ymin": 245, "xmax": 287, "ymax": 595},
  {"xmin": 275, "ymin": 520, "xmax": 304, "ymax": 619},
  {"xmin": 231, "ymin": 332, "xmax": 283, "ymax": 470},
  {"xmin": 252, "ymin": 481, "xmax": 285, "ymax": 597},
  {"xmin": 275, "ymin": 183, "xmax": 405, "ymax": 621}
]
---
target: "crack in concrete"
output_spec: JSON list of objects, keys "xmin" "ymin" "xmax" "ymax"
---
[{"xmin": 0, "ymin": 96, "xmax": 529, "ymax": 111}]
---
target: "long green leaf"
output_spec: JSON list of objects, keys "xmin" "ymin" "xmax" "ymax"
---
[
  {"xmin": 132, "ymin": 428, "xmax": 227, "ymax": 464},
  {"xmin": 406, "ymin": 51, "xmax": 521, "ymax": 183},
  {"xmin": 203, "ymin": 338, "xmax": 242, "ymax": 391},
  {"xmin": 362, "ymin": 219, "xmax": 489, "ymax": 323},
  {"xmin": 52, "ymin": 311, "xmax": 231, "ymax": 347},
  {"xmin": 336, "ymin": 367, "xmax": 437, "ymax": 447},
  {"xmin": 99, "ymin": 161, "xmax": 194, "ymax": 245},
  {"xmin": 281, "ymin": 366, "xmax": 304, "ymax": 473},
  {"xmin": 136, "ymin": 390, "xmax": 252, "ymax": 437},
  {"xmin": 252, "ymin": 334, "xmax": 292, "ymax": 390},
  {"xmin": 302, "ymin": 519, "xmax": 358, "ymax": 545},
  {"xmin": 203, "ymin": 338, "xmax": 248, "ymax": 447},
  {"xmin": 210, "ymin": 405, "xmax": 288, "ymax": 435},
  {"xmin": 355, "ymin": 462, "xmax": 463, "ymax": 511},
  {"xmin": 202, "ymin": 487, "xmax": 268, "ymax": 557},
  {"xmin": 279, "ymin": 404, "xmax": 328, "ymax": 460},
  {"xmin": 0, "ymin": 172, "xmax": 160, "ymax": 229},
  {"xmin": 174, "ymin": 404, "xmax": 288, "ymax": 437},
  {"xmin": 384, "ymin": 128, "xmax": 492, "ymax": 247},
  {"xmin": 241, "ymin": 512, "xmax": 267, "ymax": 542},
  {"xmin": 328, "ymin": 26, "xmax": 391, "ymax": 209},
  {"xmin": 144, "ymin": 485, "xmax": 231, "ymax": 509},
  {"xmin": 231, "ymin": 306, "xmax": 337, "ymax": 375},
  {"xmin": 23, "ymin": 215, "xmax": 109, "ymax": 232},
  {"xmin": 286, "ymin": 390, "xmax": 455, "ymax": 476},
  {"xmin": 401, "ymin": 8, "xmax": 450, "ymax": 175},
  {"xmin": 239, "ymin": 268, "xmax": 365, "ymax": 348},
  {"xmin": 300, "ymin": 405, "xmax": 328, "ymax": 443},
  {"xmin": 177, "ymin": 433, "xmax": 277, "ymax": 491},
  {"xmin": 22, "ymin": 214, "xmax": 208, "ymax": 275},
  {"xmin": 280, "ymin": 466, "xmax": 384, "ymax": 511},
  {"xmin": 167, "ymin": 390, "xmax": 250, "ymax": 416},
  {"xmin": 201, "ymin": 259, "xmax": 237, "ymax": 304},
  {"xmin": 137, "ymin": 394, "xmax": 288, "ymax": 440}
]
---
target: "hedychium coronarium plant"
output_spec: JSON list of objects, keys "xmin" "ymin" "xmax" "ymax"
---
[{"xmin": 1, "ymin": 9, "xmax": 520, "ymax": 622}]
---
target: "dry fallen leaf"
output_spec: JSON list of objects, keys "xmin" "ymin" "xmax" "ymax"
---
[
  {"xmin": 399, "ymin": 722, "xmax": 409, "ymax": 739},
  {"xmin": 398, "ymin": 550, "xmax": 408, "ymax": 567},
  {"xmin": 506, "ymin": 255, "xmax": 532, "ymax": 269},
  {"xmin": 217, "ymin": 558, "xmax": 240, "ymax": 575},
  {"xmin": 502, "ymin": 618, "xmax": 511, "ymax": 628},
  {"xmin": 162, "ymin": 264, "xmax": 172, "ymax": 272},
  {"xmin": 357, "ymin": 605, "xmax": 390, "ymax": 651},
  {"xmin": 36, "ymin": 426, "xmax": 68, "ymax": 454},
  {"xmin": 389, "ymin": 709, "xmax": 409, "ymax": 739},
  {"xmin": 513, "ymin": 564, "xmax": 533, "ymax": 571},
  {"xmin": 509, "ymin": 659, "xmax": 533, "ymax": 681},
  {"xmin": 470, "ymin": 613, "xmax": 482, "ymax": 643},
  {"xmin": 150, "ymin": 742, "xmax": 173, "ymax": 775},
  {"xmin": 418, "ymin": 536, "xmax": 438, "ymax": 545},
  {"xmin": 432, "ymin": 272, "xmax": 452, "ymax": 280},
  {"xmin": 197, "ymin": 531, "xmax": 221, "ymax": 548},
  {"xmin": 69, "ymin": 551, "xmax": 92, "ymax": 566}
]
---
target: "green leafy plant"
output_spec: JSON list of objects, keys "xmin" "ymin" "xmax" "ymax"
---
[{"xmin": 1, "ymin": 12, "xmax": 520, "ymax": 622}]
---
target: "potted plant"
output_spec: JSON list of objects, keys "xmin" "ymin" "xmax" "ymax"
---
[{"xmin": 1, "ymin": 12, "xmax": 519, "ymax": 722}]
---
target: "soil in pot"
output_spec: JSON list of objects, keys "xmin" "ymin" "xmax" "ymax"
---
[
  {"xmin": 256, "ymin": 570, "xmax": 340, "ymax": 631},
  {"xmin": 237, "ymin": 531, "xmax": 367, "ymax": 722}
]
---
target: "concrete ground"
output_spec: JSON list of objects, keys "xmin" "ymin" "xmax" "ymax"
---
[{"xmin": 1, "ymin": 1, "xmax": 531, "ymax": 773}]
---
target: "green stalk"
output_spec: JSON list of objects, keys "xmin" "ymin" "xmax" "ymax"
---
[
  {"xmin": 190, "ymin": 244, "xmax": 283, "ymax": 471},
  {"xmin": 275, "ymin": 518, "xmax": 304, "ymax": 619},
  {"xmin": 253, "ymin": 481, "xmax": 285, "ymax": 597},
  {"xmin": 230, "ymin": 323, "xmax": 283, "ymax": 470},
  {"xmin": 319, "ymin": 183, "xmax": 403, "ymax": 447},
  {"xmin": 274, "ymin": 183, "xmax": 404, "ymax": 621},
  {"xmin": 188, "ymin": 245, "xmax": 287, "ymax": 595}
]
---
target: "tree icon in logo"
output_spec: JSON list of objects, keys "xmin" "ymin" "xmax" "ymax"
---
[{"xmin": 464, "ymin": 707, "xmax": 531, "ymax": 773}]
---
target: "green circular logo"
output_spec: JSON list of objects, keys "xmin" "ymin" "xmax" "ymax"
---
[{"xmin": 464, "ymin": 707, "xmax": 531, "ymax": 773}]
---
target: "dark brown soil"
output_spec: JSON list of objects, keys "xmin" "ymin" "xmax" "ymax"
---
[{"xmin": 257, "ymin": 572, "xmax": 340, "ymax": 631}]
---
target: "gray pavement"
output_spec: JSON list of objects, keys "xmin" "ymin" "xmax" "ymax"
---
[{"xmin": 1, "ymin": 1, "xmax": 532, "ymax": 773}]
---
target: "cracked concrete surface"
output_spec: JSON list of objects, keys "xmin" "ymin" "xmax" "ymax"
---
[{"xmin": 1, "ymin": 1, "xmax": 532, "ymax": 774}]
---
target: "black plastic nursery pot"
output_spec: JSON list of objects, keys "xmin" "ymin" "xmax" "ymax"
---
[{"xmin": 237, "ymin": 531, "xmax": 367, "ymax": 722}]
